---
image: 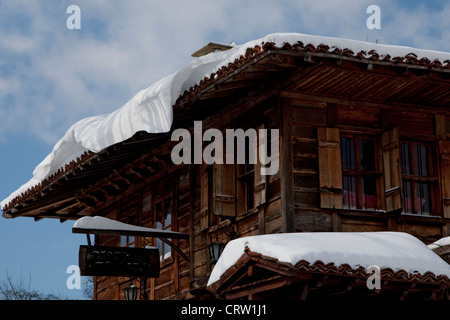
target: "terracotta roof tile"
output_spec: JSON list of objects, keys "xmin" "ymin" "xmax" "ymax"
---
[
  {"xmin": 246, "ymin": 249, "xmax": 450, "ymax": 285},
  {"xmin": 2, "ymin": 151, "xmax": 95, "ymax": 212},
  {"xmin": 210, "ymin": 248, "xmax": 450, "ymax": 297}
]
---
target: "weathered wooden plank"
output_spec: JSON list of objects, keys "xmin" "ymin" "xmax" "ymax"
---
[
  {"xmin": 295, "ymin": 209, "xmax": 331, "ymax": 232},
  {"xmin": 341, "ymin": 220, "xmax": 386, "ymax": 232},
  {"xmin": 336, "ymin": 105, "xmax": 380, "ymax": 128}
]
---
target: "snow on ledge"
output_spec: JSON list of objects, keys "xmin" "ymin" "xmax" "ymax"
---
[
  {"xmin": 207, "ymin": 232, "xmax": 450, "ymax": 286},
  {"xmin": 3, "ymin": 32, "xmax": 450, "ymax": 210},
  {"xmin": 73, "ymin": 216, "xmax": 156, "ymax": 233},
  {"xmin": 72, "ymin": 216, "xmax": 188, "ymax": 239}
]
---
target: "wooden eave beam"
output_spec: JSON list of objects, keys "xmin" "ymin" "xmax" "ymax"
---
[
  {"xmin": 100, "ymin": 183, "xmax": 122, "ymax": 197},
  {"xmin": 219, "ymin": 268, "xmax": 258, "ymax": 294},
  {"xmin": 280, "ymin": 90, "xmax": 450, "ymax": 116},
  {"xmin": 252, "ymin": 260, "xmax": 297, "ymax": 277},
  {"xmin": 224, "ymin": 275, "xmax": 291, "ymax": 300},
  {"xmin": 33, "ymin": 213, "xmax": 79, "ymax": 222},
  {"xmin": 76, "ymin": 196, "xmax": 98, "ymax": 208},
  {"xmin": 199, "ymin": 55, "xmax": 301, "ymax": 100},
  {"xmin": 121, "ymin": 170, "xmax": 142, "ymax": 185},
  {"xmin": 132, "ymin": 165, "xmax": 154, "ymax": 179},
  {"xmin": 74, "ymin": 153, "xmax": 168, "ymax": 209},
  {"xmin": 177, "ymin": 50, "xmax": 275, "ymax": 107},
  {"xmin": 282, "ymin": 57, "xmax": 450, "ymax": 107},
  {"xmin": 199, "ymin": 85, "xmax": 256, "ymax": 101},
  {"xmin": 14, "ymin": 192, "xmax": 81, "ymax": 217}
]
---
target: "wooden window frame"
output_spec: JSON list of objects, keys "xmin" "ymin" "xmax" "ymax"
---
[
  {"xmin": 340, "ymin": 133, "xmax": 382, "ymax": 211},
  {"xmin": 119, "ymin": 200, "xmax": 138, "ymax": 248},
  {"xmin": 237, "ymin": 161, "xmax": 255, "ymax": 214},
  {"xmin": 400, "ymin": 140, "xmax": 439, "ymax": 216},
  {"xmin": 208, "ymin": 124, "xmax": 268, "ymax": 219},
  {"xmin": 153, "ymin": 193, "xmax": 174, "ymax": 264},
  {"xmin": 120, "ymin": 234, "xmax": 136, "ymax": 248}
]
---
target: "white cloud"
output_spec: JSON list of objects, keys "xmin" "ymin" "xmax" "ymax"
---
[{"xmin": 0, "ymin": 0, "xmax": 449, "ymax": 146}]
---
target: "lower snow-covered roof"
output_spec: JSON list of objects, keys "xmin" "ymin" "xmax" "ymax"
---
[
  {"xmin": 428, "ymin": 236, "xmax": 450, "ymax": 250},
  {"xmin": 207, "ymin": 232, "xmax": 450, "ymax": 287},
  {"xmin": 3, "ymin": 32, "xmax": 450, "ymax": 212}
]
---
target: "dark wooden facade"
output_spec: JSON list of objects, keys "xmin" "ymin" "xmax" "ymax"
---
[{"xmin": 3, "ymin": 38, "xmax": 450, "ymax": 300}]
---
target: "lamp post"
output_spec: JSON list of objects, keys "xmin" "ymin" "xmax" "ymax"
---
[{"xmin": 124, "ymin": 284, "xmax": 138, "ymax": 300}]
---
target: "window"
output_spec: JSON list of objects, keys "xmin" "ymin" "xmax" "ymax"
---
[
  {"xmin": 120, "ymin": 215, "xmax": 136, "ymax": 247},
  {"xmin": 400, "ymin": 141, "xmax": 436, "ymax": 215},
  {"xmin": 209, "ymin": 124, "xmax": 268, "ymax": 218},
  {"xmin": 120, "ymin": 234, "xmax": 135, "ymax": 248},
  {"xmin": 321, "ymin": 127, "xmax": 441, "ymax": 215},
  {"xmin": 155, "ymin": 195, "xmax": 172, "ymax": 261},
  {"xmin": 341, "ymin": 135, "xmax": 379, "ymax": 210},
  {"xmin": 237, "ymin": 158, "xmax": 255, "ymax": 213}
]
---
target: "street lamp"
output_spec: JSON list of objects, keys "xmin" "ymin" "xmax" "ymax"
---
[
  {"xmin": 208, "ymin": 222, "xmax": 236, "ymax": 264},
  {"xmin": 208, "ymin": 240, "xmax": 226, "ymax": 264},
  {"xmin": 124, "ymin": 284, "xmax": 138, "ymax": 300}
]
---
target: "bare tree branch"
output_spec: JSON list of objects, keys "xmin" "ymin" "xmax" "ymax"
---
[{"xmin": 0, "ymin": 270, "xmax": 65, "ymax": 300}]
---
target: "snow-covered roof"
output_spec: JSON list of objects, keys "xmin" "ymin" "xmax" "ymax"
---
[
  {"xmin": 3, "ymin": 32, "xmax": 450, "ymax": 211},
  {"xmin": 428, "ymin": 236, "xmax": 450, "ymax": 250},
  {"xmin": 207, "ymin": 232, "xmax": 450, "ymax": 287}
]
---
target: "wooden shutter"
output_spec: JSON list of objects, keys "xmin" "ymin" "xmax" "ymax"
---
[
  {"xmin": 435, "ymin": 114, "xmax": 447, "ymax": 140},
  {"xmin": 381, "ymin": 128, "xmax": 403, "ymax": 214},
  {"xmin": 440, "ymin": 140, "xmax": 450, "ymax": 219},
  {"xmin": 200, "ymin": 169, "xmax": 209, "ymax": 230},
  {"xmin": 213, "ymin": 163, "xmax": 236, "ymax": 216},
  {"xmin": 318, "ymin": 127, "xmax": 343, "ymax": 209},
  {"xmin": 254, "ymin": 124, "xmax": 267, "ymax": 207}
]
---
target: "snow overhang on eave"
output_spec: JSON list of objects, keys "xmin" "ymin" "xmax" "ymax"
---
[{"xmin": 3, "ymin": 33, "xmax": 450, "ymax": 221}]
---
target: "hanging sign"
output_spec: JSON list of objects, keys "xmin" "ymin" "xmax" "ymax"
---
[{"xmin": 79, "ymin": 245, "xmax": 160, "ymax": 277}]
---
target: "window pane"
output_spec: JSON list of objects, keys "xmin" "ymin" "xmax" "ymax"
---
[
  {"xmin": 414, "ymin": 144, "xmax": 429, "ymax": 177},
  {"xmin": 341, "ymin": 137, "xmax": 355, "ymax": 170},
  {"xmin": 343, "ymin": 175, "xmax": 356, "ymax": 209},
  {"xmin": 129, "ymin": 236, "xmax": 135, "ymax": 248},
  {"xmin": 361, "ymin": 176, "xmax": 376, "ymax": 210},
  {"xmin": 400, "ymin": 143, "xmax": 410, "ymax": 175},
  {"xmin": 120, "ymin": 236, "xmax": 127, "ymax": 247},
  {"xmin": 163, "ymin": 243, "xmax": 171, "ymax": 260},
  {"xmin": 416, "ymin": 182, "xmax": 431, "ymax": 215},
  {"xmin": 359, "ymin": 139, "xmax": 375, "ymax": 171},
  {"xmin": 156, "ymin": 201, "xmax": 163, "ymax": 229},
  {"xmin": 247, "ymin": 175, "xmax": 254, "ymax": 210},
  {"xmin": 402, "ymin": 181, "xmax": 412, "ymax": 213},
  {"xmin": 156, "ymin": 238, "xmax": 163, "ymax": 261},
  {"xmin": 164, "ymin": 197, "xmax": 171, "ymax": 228}
]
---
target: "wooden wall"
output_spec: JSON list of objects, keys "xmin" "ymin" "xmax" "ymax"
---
[
  {"xmin": 92, "ymin": 96, "xmax": 284, "ymax": 300},
  {"xmin": 91, "ymin": 85, "xmax": 450, "ymax": 300},
  {"xmin": 281, "ymin": 90, "xmax": 450, "ymax": 242}
]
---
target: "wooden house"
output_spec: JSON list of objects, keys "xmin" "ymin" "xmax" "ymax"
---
[{"xmin": 2, "ymin": 33, "xmax": 450, "ymax": 300}]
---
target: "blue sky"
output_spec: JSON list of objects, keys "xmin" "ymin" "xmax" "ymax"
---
[{"xmin": 0, "ymin": 0, "xmax": 449, "ymax": 299}]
